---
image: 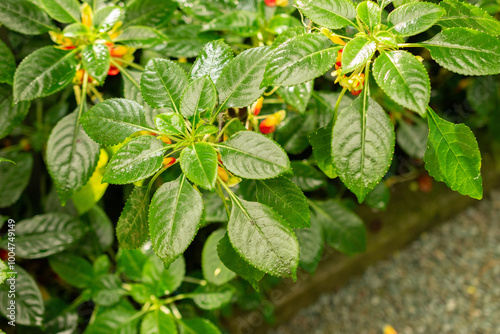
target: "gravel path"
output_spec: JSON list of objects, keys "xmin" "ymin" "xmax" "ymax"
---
[{"xmin": 271, "ymin": 190, "xmax": 500, "ymax": 334}]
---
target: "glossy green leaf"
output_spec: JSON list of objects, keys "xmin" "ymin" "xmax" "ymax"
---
[
  {"xmin": 0, "ymin": 0, "xmax": 57, "ymax": 35},
  {"xmin": 290, "ymin": 161, "xmax": 326, "ymax": 191},
  {"xmin": 365, "ymin": 181, "xmax": 390, "ymax": 210},
  {"xmin": 332, "ymin": 97, "xmax": 395, "ymax": 203},
  {"xmin": 422, "ymin": 27, "xmax": 500, "ymax": 76},
  {"xmin": 192, "ymin": 284, "xmax": 235, "ymax": 310},
  {"xmin": 388, "ymin": 2, "xmax": 445, "ymax": 36},
  {"xmin": 0, "ymin": 151, "xmax": 33, "ymax": 208},
  {"xmin": 40, "ymin": 0, "xmax": 80, "ymax": 23},
  {"xmin": 83, "ymin": 300, "xmax": 138, "ymax": 334},
  {"xmin": 49, "ymin": 254, "xmax": 94, "ymax": 288},
  {"xmin": 114, "ymin": 26, "xmax": 164, "ymax": 48},
  {"xmin": 275, "ymin": 112, "xmax": 316, "ymax": 154},
  {"xmin": 205, "ymin": 10, "xmax": 259, "ymax": 37},
  {"xmin": 194, "ymin": 124, "xmax": 218, "ymax": 137},
  {"xmin": 309, "ymin": 123, "xmax": 337, "ymax": 179},
  {"xmin": 91, "ymin": 274, "xmax": 125, "ymax": 306},
  {"xmin": 180, "ymin": 76, "xmax": 217, "ymax": 118},
  {"xmin": 203, "ymin": 192, "xmax": 228, "ymax": 223},
  {"xmin": 82, "ymin": 99, "xmax": 153, "ymax": 146},
  {"xmin": 0, "ymin": 84, "xmax": 30, "ymax": 139},
  {"xmin": 6, "ymin": 213, "xmax": 87, "ymax": 258},
  {"xmin": 87, "ymin": 205, "xmax": 114, "ymax": 252},
  {"xmin": 295, "ymin": 0, "xmax": 356, "ymax": 29},
  {"xmin": 117, "ymin": 248, "xmax": 150, "ymax": 281},
  {"xmin": 180, "ymin": 142, "xmax": 217, "ymax": 190},
  {"xmin": 256, "ymin": 177, "xmax": 310, "ymax": 228},
  {"xmin": 267, "ymin": 14, "xmax": 302, "ymax": 35},
  {"xmin": 295, "ymin": 218, "xmax": 324, "ymax": 273},
  {"xmin": 117, "ymin": 187, "xmax": 150, "ymax": 249},
  {"xmin": 310, "ymin": 199, "xmax": 366, "ymax": 255},
  {"xmin": 272, "ymin": 26, "xmax": 307, "ymax": 48},
  {"xmin": 103, "ymin": 135, "xmax": 166, "ymax": 184},
  {"xmin": 357, "ymin": 1, "xmax": 381, "ymax": 32},
  {"xmin": 93, "ymin": 6, "xmax": 122, "ymax": 32},
  {"xmin": 0, "ymin": 266, "xmax": 44, "ymax": 326},
  {"xmin": 396, "ymin": 119, "xmax": 428, "ymax": 159},
  {"xmin": 179, "ymin": 318, "xmax": 221, "ymax": 334},
  {"xmin": 424, "ymin": 108, "xmax": 483, "ymax": 199},
  {"xmin": 263, "ymin": 34, "xmax": 339, "ymax": 87},
  {"xmin": 202, "ymin": 229, "xmax": 236, "ymax": 285},
  {"xmin": 373, "ymin": 50, "xmax": 430, "ymax": 116},
  {"xmin": 341, "ymin": 36, "xmax": 376, "ymax": 73},
  {"xmin": 375, "ymin": 31, "xmax": 398, "ymax": 48},
  {"xmin": 438, "ymin": 0, "xmax": 500, "ymax": 36},
  {"xmin": 219, "ymin": 131, "xmax": 291, "ymax": 179},
  {"xmin": 62, "ymin": 22, "xmax": 90, "ymax": 37},
  {"xmin": 149, "ymin": 175, "xmax": 203, "ymax": 266},
  {"xmin": 189, "ymin": 40, "xmax": 234, "ymax": 83},
  {"xmin": 154, "ymin": 113, "xmax": 185, "ymax": 136},
  {"xmin": 141, "ymin": 58, "xmax": 189, "ymax": 111},
  {"xmin": 47, "ymin": 111, "xmax": 100, "ymax": 205},
  {"xmin": 14, "ymin": 47, "xmax": 77, "ymax": 102},
  {"xmin": 228, "ymin": 197, "xmax": 299, "ymax": 278},
  {"xmin": 141, "ymin": 309, "xmax": 177, "ymax": 334},
  {"xmin": 0, "ymin": 40, "xmax": 15, "ymax": 85},
  {"xmin": 142, "ymin": 256, "xmax": 185, "ymax": 296},
  {"xmin": 82, "ymin": 44, "xmax": 110, "ymax": 84},
  {"xmin": 155, "ymin": 24, "xmax": 215, "ymax": 58},
  {"xmin": 125, "ymin": 0, "xmax": 177, "ymax": 28},
  {"xmin": 276, "ymin": 81, "xmax": 313, "ymax": 114},
  {"xmin": 216, "ymin": 46, "xmax": 271, "ymax": 110}
]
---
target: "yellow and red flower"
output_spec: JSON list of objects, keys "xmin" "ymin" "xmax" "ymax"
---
[{"xmin": 259, "ymin": 110, "xmax": 286, "ymax": 134}]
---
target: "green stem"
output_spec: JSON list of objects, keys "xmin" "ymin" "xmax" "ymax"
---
[
  {"xmin": 398, "ymin": 43, "xmax": 423, "ymax": 48},
  {"xmin": 112, "ymin": 57, "xmax": 145, "ymax": 71},
  {"xmin": 216, "ymin": 182, "xmax": 231, "ymax": 219},
  {"xmin": 214, "ymin": 118, "xmax": 239, "ymax": 142},
  {"xmin": 111, "ymin": 58, "xmax": 140, "ymax": 90},
  {"xmin": 183, "ymin": 276, "xmax": 207, "ymax": 285},
  {"xmin": 332, "ymin": 87, "xmax": 347, "ymax": 124}
]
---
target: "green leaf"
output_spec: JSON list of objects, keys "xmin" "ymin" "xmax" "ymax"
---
[
  {"xmin": 295, "ymin": 0, "xmax": 356, "ymax": 29},
  {"xmin": 424, "ymin": 108, "xmax": 483, "ymax": 199},
  {"xmin": 275, "ymin": 112, "xmax": 316, "ymax": 154},
  {"xmin": 49, "ymin": 254, "xmax": 94, "ymax": 288},
  {"xmin": 103, "ymin": 135, "xmax": 166, "ymax": 184},
  {"xmin": 117, "ymin": 248, "xmax": 150, "ymax": 281},
  {"xmin": 375, "ymin": 31, "xmax": 398, "ymax": 48},
  {"xmin": 0, "ymin": 40, "xmax": 16, "ymax": 85},
  {"xmin": 272, "ymin": 26, "xmax": 308, "ymax": 48},
  {"xmin": 0, "ymin": 157, "xmax": 14, "ymax": 164},
  {"xmin": 179, "ymin": 318, "xmax": 221, "ymax": 334},
  {"xmin": 295, "ymin": 218, "xmax": 324, "ymax": 273},
  {"xmin": 310, "ymin": 199, "xmax": 367, "ymax": 255},
  {"xmin": 0, "ymin": 0, "xmax": 57, "ymax": 35},
  {"xmin": 154, "ymin": 113, "xmax": 186, "ymax": 136},
  {"xmin": 47, "ymin": 111, "xmax": 100, "ymax": 205},
  {"xmin": 180, "ymin": 76, "xmax": 217, "ymax": 118},
  {"xmin": 421, "ymin": 27, "xmax": 500, "ymax": 76},
  {"xmin": 5, "ymin": 213, "xmax": 87, "ymax": 258},
  {"xmin": 388, "ymin": 2, "xmax": 445, "ymax": 36},
  {"xmin": 180, "ymin": 142, "xmax": 218, "ymax": 190},
  {"xmin": 84, "ymin": 300, "xmax": 139, "ymax": 334},
  {"xmin": 290, "ymin": 161, "xmax": 326, "ymax": 191},
  {"xmin": 263, "ymin": 34, "xmax": 339, "ymax": 87},
  {"xmin": 396, "ymin": 119, "xmax": 428, "ymax": 159},
  {"xmin": 82, "ymin": 44, "xmax": 110, "ymax": 84},
  {"xmin": 203, "ymin": 192, "xmax": 228, "ymax": 223},
  {"xmin": 202, "ymin": 229, "xmax": 236, "ymax": 285},
  {"xmin": 0, "ymin": 151, "xmax": 33, "ymax": 208},
  {"xmin": 0, "ymin": 260, "xmax": 8, "ymax": 285},
  {"xmin": 141, "ymin": 58, "xmax": 189, "ymax": 111},
  {"xmin": 341, "ymin": 36, "xmax": 376, "ymax": 73},
  {"xmin": 91, "ymin": 274, "xmax": 125, "ymax": 306},
  {"xmin": 255, "ymin": 177, "xmax": 310, "ymax": 228},
  {"xmin": 192, "ymin": 284, "xmax": 235, "ymax": 310},
  {"xmin": 82, "ymin": 98, "xmax": 153, "ymax": 146},
  {"xmin": 357, "ymin": 1, "xmax": 381, "ymax": 32},
  {"xmin": 0, "ymin": 266, "xmax": 44, "ymax": 326},
  {"xmin": 114, "ymin": 26, "xmax": 164, "ymax": 49},
  {"xmin": 154, "ymin": 24, "xmax": 216, "ymax": 58},
  {"xmin": 125, "ymin": 0, "xmax": 177, "ymax": 29},
  {"xmin": 140, "ymin": 309, "xmax": 177, "ymax": 334},
  {"xmin": 217, "ymin": 233, "xmax": 264, "ymax": 288},
  {"xmin": 40, "ymin": 0, "xmax": 80, "ymax": 23},
  {"xmin": 228, "ymin": 197, "xmax": 299, "ymax": 278},
  {"xmin": 309, "ymin": 123, "xmax": 337, "ymax": 179},
  {"xmin": 14, "ymin": 47, "xmax": 77, "ymax": 102},
  {"xmin": 218, "ymin": 131, "xmax": 291, "ymax": 179},
  {"xmin": 63, "ymin": 22, "xmax": 90, "ymax": 37},
  {"xmin": 93, "ymin": 6, "xmax": 122, "ymax": 32},
  {"xmin": 117, "ymin": 187, "xmax": 150, "ymax": 249},
  {"xmin": 142, "ymin": 256, "xmax": 185, "ymax": 296},
  {"xmin": 216, "ymin": 46, "xmax": 271, "ymax": 110},
  {"xmin": 372, "ymin": 50, "xmax": 430, "ymax": 116},
  {"xmin": 365, "ymin": 181, "xmax": 390, "ymax": 210},
  {"xmin": 194, "ymin": 124, "xmax": 218, "ymax": 137},
  {"xmin": 438, "ymin": 0, "xmax": 500, "ymax": 36},
  {"xmin": 87, "ymin": 206, "xmax": 115, "ymax": 252},
  {"xmin": 0, "ymin": 84, "xmax": 30, "ymax": 139},
  {"xmin": 267, "ymin": 14, "xmax": 302, "ymax": 35},
  {"xmin": 93, "ymin": 254, "xmax": 111, "ymax": 276},
  {"xmin": 149, "ymin": 175, "xmax": 203, "ymax": 266},
  {"xmin": 276, "ymin": 81, "xmax": 313, "ymax": 114},
  {"xmin": 332, "ymin": 97, "xmax": 395, "ymax": 203},
  {"xmin": 189, "ymin": 39, "xmax": 234, "ymax": 84},
  {"xmin": 205, "ymin": 10, "xmax": 259, "ymax": 37}
]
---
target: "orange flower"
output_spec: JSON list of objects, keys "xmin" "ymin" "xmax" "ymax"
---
[
  {"xmin": 250, "ymin": 96, "xmax": 264, "ymax": 116},
  {"xmin": 217, "ymin": 166, "xmax": 230, "ymax": 182},
  {"xmin": 159, "ymin": 135, "xmax": 171, "ymax": 144},
  {"xmin": 259, "ymin": 110, "xmax": 286, "ymax": 134},
  {"xmin": 162, "ymin": 157, "xmax": 176, "ymax": 168}
]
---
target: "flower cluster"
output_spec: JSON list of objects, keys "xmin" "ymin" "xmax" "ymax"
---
[{"xmin": 332, "ymin": 49, "xmax": 366, "ymax": 96}]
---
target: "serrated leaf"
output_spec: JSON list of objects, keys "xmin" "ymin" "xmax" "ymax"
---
[
  {"xmin": 40, "ymin": 0, "xmax": 80, "ymax": 23},
  {"xmin": 421, "ymin": 27, "xmax": 500, "ymax": 76},
  {"xmin": 267, "ymin": 14, "xmax": 302, "ymax": 35},
  {"xmin": 141, "ymin": 309, "xmax": 177, "ymax": 334},
  {"xmin": 91, "ymin": 274, "xmax": 125, "ymax": 306},
  {"xmin": 0, "ymin": 0, "xmax": 57, "ymax": 35},
  {"xmin": 117, "ymin": 187, "xmax": 150, "ymax": 249},
  {"xmin": 396, "ymin": 119, "xmax": 428, "ymax": 159},
  {"xmin": 218, "ymin": 131, "xmax": 291, "ymax": 179},
  {"xmin": 117, "ymin": 248, "xmax": 149, "ymax": 281},
  {"xmin": 357, "ymin": 1, "xmax": 381, "ymax": 32},
  {"xmin": 365, "ymin": 181, "xmax": 390, "ymax": 210},
  {"xmin": 82, "ymin": 44, "xmax": 110, "ymax": 84},
  {"xmin": 142, "ymin": 256, "xmax": 185, "ymax": 296},
  {"xmin": 272, "ymin": 26, "xmax": 307, "ymax": 48},
  {"xmin": 295, "ymin": 218, "xmax": 324, "ymax": 273},
  {"xmin": 114, "ymin": 26, "xmax": 164, "ymax": 48},
  {"xmin": 0, "ymin": 40, "xmax": 16, "ymax": 85},
  {"xmin": 180, "ymin": 76, "xmax": 217, "ymax": 118},
  {"xmin": 228, "ymin": 197, "xmax": 299, "ymax": 278},
  {"xmin": 154, "ymin": 113, "xmax": 185, "ymax": 136},
  {"xmin": 438, "ymin": 0, "xmax": 500, "ymax": 36},
  {"xmin": 14, "ymin": 47, "xmax": 77, "ymax": 102},
  {"xmin": 0, "ymin": 84, "xmax": 30, "ymax": 139},
  {"xmin": 94, "ymin": 6, "xmax": 122, "ymax": 32},
  {"xmin": 63, "ymin": 22, "xmax": 90, "ymax": 37},
  {"xmin": 149, "ymin": 175, "xmax": 203, "ymax": 266},
  {"xmin": 256, "ymin": 177, "xmax": 310, "ymax": 228},
  {"xmin": 82, "ymin": 98, "xmax": 153, "ymax": 146},
  {"xmin": 194, "ymin": 124, "xmax": 218, "ymax": 137},
  {"xmin": 388, "ymin": 2, "xmax": 445, "ymax": 37},
  {"xmin": 202, "ymin": 229, "xmax": 236, "ymax": 285},
  {"xmin": 84, "ymin": 299, "xmax": 138, "ymax": 334},
  {"xmin": 3, "ymin": 213, "xmax": 87, "ymax": 258},
  {"xmin": 263, "ymin": 34, "xmax": 339, "ymax": 87},
  {"xmin": 141, "ymin": 58, "xmax": 188, "ymax": 111},
  {"xmin": 103, "ymin": 135, "xmax": 166, "ymax": 184},
  {"xmin": 290, "ymin": 161, "xmax": 326, "ymax": 191},
  {"xmin": 0, "ymin": 151, "xmax": 32, "ymax": 208},
  {"xmin": 125, "ymin": 0, "xmax": 177, "ymax": 29},
  {"xmin": 276, "ymin": 81, "xmax": 313, "ymax": 114},
  {"xmin": 47, "ymin": 111, "xmax": 100, "ymax": 205},
  {"xmin": 341, "ymin": 36, "xmax": 376, "ymax": 73},
  {"xmin": 424, "ymin": 108, "xmax": 482, "ymax": 199},
  {"xmin": 192, "ymin": 284, "xmax": 235, "ymax": 310},
  {"xmin": 375, "ymin": 31, "xmax": 398, "ymax": 48},
  {"xmin": 49, "ymin": 254, "xmax": 94, "ymax": 288},
  {"xmin": 180, "ymin": 142, "xmax": 217, "ymax": 190},
  {"xmin": 309, "ymin": 123, "xmax": 337, "ymax": 179},
  {"xmin": 179, "ymin": 318, "xmax": 221, "ymax": 334},
  {"xmin": 203, "ymin": 192, "xmax": 228, "ymax": 223},
  {"xmin": 372, "ymin": 50, "xmax": 430, "ymax": 116},
  {"xmin": 216, "ymin": 46, "xmax": 271, "ymax": 110},
  {"xmin": 295, "ymin": 0, "xmax": 356, "ymax": 29},
  {"xmin": 189, "ymin": 40, "xmax": 234, "ymax": 83},
  {"xmin": 0, "ymin": 266, "xmax": 44, "ymax": 326},
  {"xmin": 332, "ymin": 97, "xmax": 395, "ymax": 203}
]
